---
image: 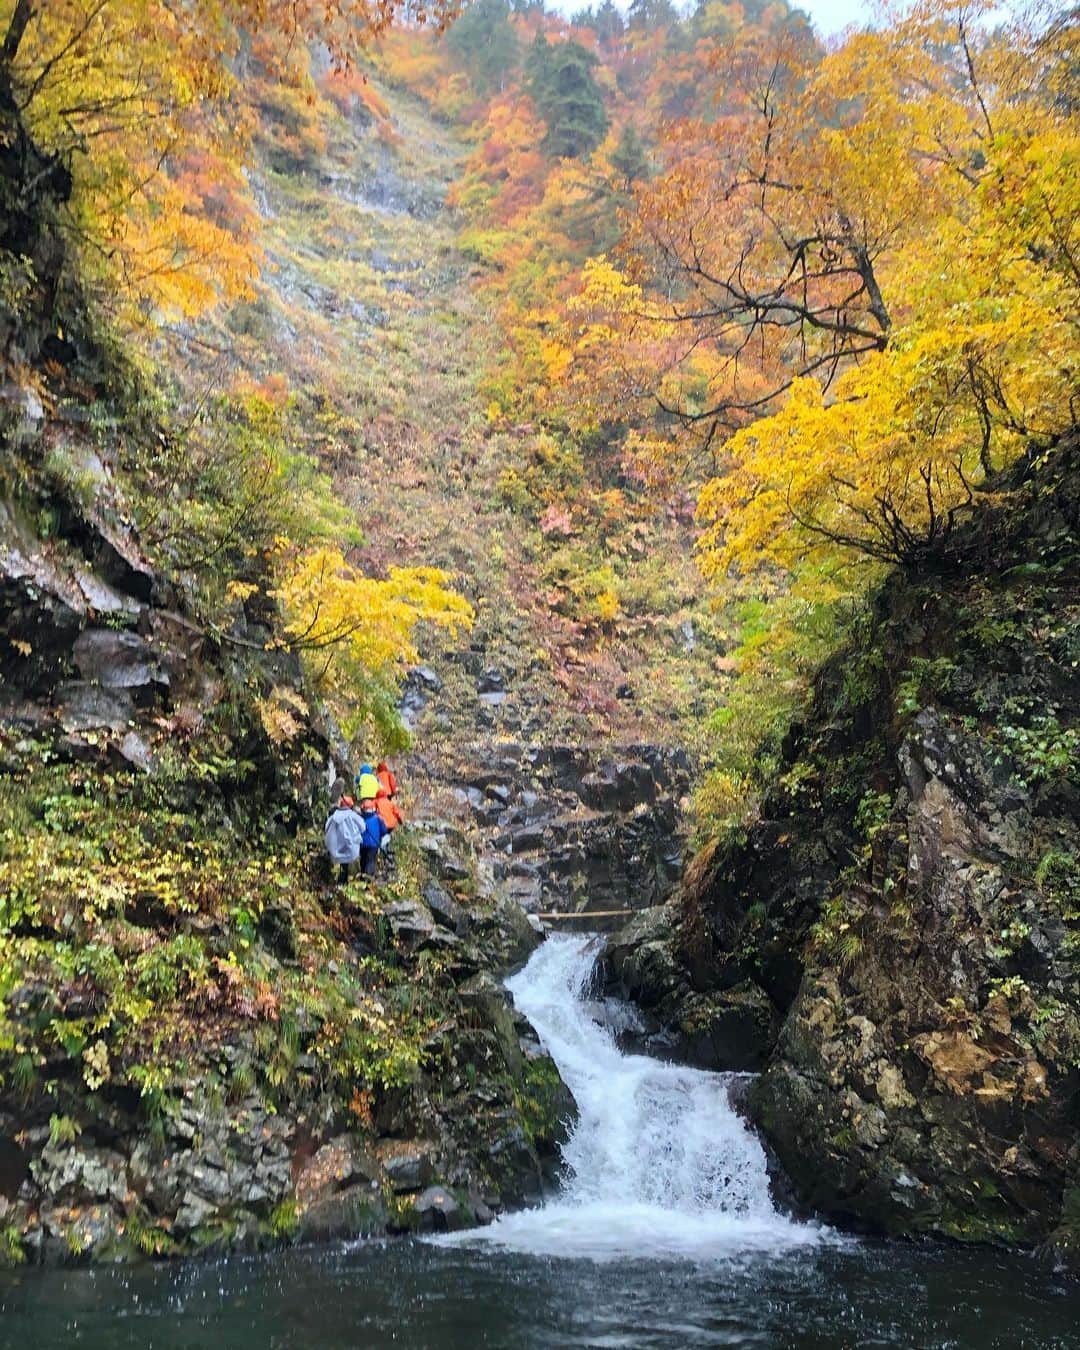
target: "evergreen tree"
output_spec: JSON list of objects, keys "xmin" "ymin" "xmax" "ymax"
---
[
  {"xmin": 609, "ymin": 122, "xmax": 651, "ymax": 190},
  {"xmin": 445, "ymin": 0, "xmax": 520, "ymax": 95},
  {"xmin": 594, "ymin": 0, "xmax": 625, "ymax": 46},
  {"xmin": 627, "ymin": 0, "xmax": 679, "ymax": 32},
  {"xmin": 525, "ymin": 35, "xmax": 609, "ymax": 160}
]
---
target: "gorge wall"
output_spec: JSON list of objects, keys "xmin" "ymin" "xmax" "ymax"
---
[{"xmin": 606, "ymin": 441, "xmax": 1080, "ymax": 1267}]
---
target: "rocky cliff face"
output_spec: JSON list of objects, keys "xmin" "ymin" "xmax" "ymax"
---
[
  {"xmin": 397, "ymin": 641, "xmax": 691, "ymax": 925},
  {"xmin": 0, "ymin": 99, "xmax": 578, "ymax": 1265},
  {"xmin": 0, "ymin": 376, "xmax": 576, "ymax": 1262},
  {"xmin": 605, "ymin": 442, "xmax": 1080, "ymax": 1265},
  {"xmin": 0, "ymin": 884, "xmax": 572, "ymax": 1264},
  {"xmin": 0, "ymin": 428, "xmax": 574, "ymax": 1262}
]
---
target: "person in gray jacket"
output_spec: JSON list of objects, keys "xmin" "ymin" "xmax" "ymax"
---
[{"xmin": 325, "ymin": 793, "xmax": 364, "ymax": 883}]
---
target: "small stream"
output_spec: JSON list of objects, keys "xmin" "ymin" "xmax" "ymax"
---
[{"xmin": 0, "ymin": 936, "xmax": 1074, "ymax": 1348}]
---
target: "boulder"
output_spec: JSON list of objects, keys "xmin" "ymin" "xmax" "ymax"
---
[
  {"xmin": 294, "ymin": 1136, "xmax": 373, "ymax": 1206},
  {"xmin": 298, "ymin": 1185, "xmax": 388, "ymax": 1241},
  {"xmin": 477, "ymin": 668, "xmax": 505, "ymax": 694},
  {"xmin": 579, "ymin": 760, "xmax": 655, "ymax": 812},
  {"xmin": 414, "ymin": 1185, "xmax": 466, "ymax": 1232},
  {"xmin": 55, "ymin": 681, "xmax": 134, "ymax": 733},
  {"xmin": 382, "ymin": 900, "xmax": 436, "ymax": 947},
  {"xmin": 377, "ymin": 1142, "xmax": 434, "ymax": 1193},
  {"xmin": 422, "ymin": 881, "xmax": 467, "ymax": 934}
]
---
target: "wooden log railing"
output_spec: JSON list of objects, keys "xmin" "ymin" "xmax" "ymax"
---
[{"xmin": 536, "ymin": 910, "xmax": 635, "ymax": 922}]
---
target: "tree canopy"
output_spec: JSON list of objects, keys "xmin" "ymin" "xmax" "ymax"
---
[{"xmin": 525, "ymin": 34, "xmax": 609, "ymax": 159}]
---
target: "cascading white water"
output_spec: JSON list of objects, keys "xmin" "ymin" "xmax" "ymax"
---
[{"xmin": 446, "ymin": 934, "xmax": 826, "ymax": 1262}]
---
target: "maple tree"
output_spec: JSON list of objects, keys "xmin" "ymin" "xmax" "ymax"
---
[
  {"xmin": 693, "ymin": 1, "xmax": 1079, "ymax": 577},
  {"xmin": 528, "ymin": 1, "xmax": 1078, "ymax": 577},
  {"xmin": 369, "ymin": 0, "xmax": 1079, "ymax": 816},
  {"xmin": 272, "ymin": 548, "xmax": 475, "ymax": 743}
]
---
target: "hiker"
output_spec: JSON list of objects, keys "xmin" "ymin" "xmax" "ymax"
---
[
  {"xmin": 376, "ymin": 760, "xmax": 398, "ymax": 799},
  {"xmin": 356, "ymin": 762, "xmax": 380, "ymax": 803},
  {"xmin": 375, "ymin": 782, "xmax": 403, "ymax": 868},
  {"xmin": 325, "ymin": 792, "xmax": 364, "ymax": 884},
  {"xmin": 358, "ymin": 796, "xmax": 388, "ymax": 880}
]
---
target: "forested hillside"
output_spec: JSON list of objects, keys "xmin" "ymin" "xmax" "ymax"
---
[{"xmin": 0, "ymin": 0, "xmax": 1077, "ymax": 1271}]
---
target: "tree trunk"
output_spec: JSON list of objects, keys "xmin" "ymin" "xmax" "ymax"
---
[
  {"xmin": 2, "ymin": 0, "xmax": 34, "ymax": 65},
  {"xmin": 0, "ymin": 0, "xmax": 34, "ymax": 109}
]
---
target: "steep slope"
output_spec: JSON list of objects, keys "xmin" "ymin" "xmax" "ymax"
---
[
  {"xmin": 0, "ymin": 44, "xmax": 698, "ymax": 1268},
  {"xmin": 606, "ymin": 443, "xmax": 1080, "ymax": 1264},
  {"xmin": 179, "ymin": 62, "xmax": 701, "ymax": 919}
]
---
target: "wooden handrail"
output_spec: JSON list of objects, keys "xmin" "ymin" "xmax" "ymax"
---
[{"xmin": 537, "ymin": 909, "xmax": 635, "ymax": 920}]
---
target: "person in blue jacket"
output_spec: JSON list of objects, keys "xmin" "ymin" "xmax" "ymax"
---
[{"xmin": 358, "ymin": 797, "xmax": 388, "ymax": 880}]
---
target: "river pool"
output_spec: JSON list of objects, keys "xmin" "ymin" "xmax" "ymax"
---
[{"xmin": 2, "ymin": 937, "xmax": 1074, "ymax": 1348}]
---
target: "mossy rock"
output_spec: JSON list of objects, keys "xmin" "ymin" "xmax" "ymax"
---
[{"xmin": 515, "ymin": 1052, "xmax": 575, "ymax": 1158}]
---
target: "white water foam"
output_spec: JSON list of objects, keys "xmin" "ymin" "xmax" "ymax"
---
[{"xmin": 439, "ymin": 934, "xmax": 827, "ymax": 1262}]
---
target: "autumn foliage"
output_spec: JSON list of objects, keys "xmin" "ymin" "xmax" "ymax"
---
[
  {"xmin": 518, "ymin": 2, "xmax": 1079, "ymax": 580},
  {"xmin": 5, "ymin": 0, "xmax": 1078, "ymax": 774},
  {"xmin": 0, "ymin": 0, "xmax": 457, "ymax": 317}
]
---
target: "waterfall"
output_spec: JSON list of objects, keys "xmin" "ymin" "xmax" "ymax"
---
[{"xmin": 445, "ymin": 934, "xmax": 825, "ymax": 1261}]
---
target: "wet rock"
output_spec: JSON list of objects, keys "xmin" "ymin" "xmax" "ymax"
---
[
  {"xmin": 460, "ymin": 972, "xmax": 523, "ymax": 1073},
  {"xmin": 481, "ymin": 894, "xmax": 542, "ymax": 971},
  {"xmin": 414, "ymin": 1185, "xmax": 465, "ymax": 1232},
  {"xmin": 298, "ymin": 1185, "xmax": 388, "ymax": 1241},
  {"xmin": 414, "ymin": 829, "xmax": 471, "ymax": 883},
  {"xmin": 55, "ymin": 682, "xmax": 134, "ymax": 733},
  {"xmin": 31, "ymin": 1145, "xmax": 129, "ymax": 1205},
  {"xmin": 378, "ymin": 1142, "xmax": 434, "ymax": 1193},
  {"xmin": 118, "ymin": 730, "xmax": 153, "ymax": 771},
  {"xmin": 38, "ymin": 1203, "xmax": 121, "ymax": 1262},
  {"xmin": 628, "ymin": 445, "xmax": 1080, "ymax": 1252},
  {"xmin": 72, "ymin": 628, "xmax": 164, "ymax": 690},
  {"xmin": 604, "ymin": 907, "xmax": 776, "ymax": 1070},
  {"xmin": 174, "ymin": 1189, "xmax": 219, "ymax": 1233},
  {"xmin": 294, "ymin": 1137, "xmax": 370, "ymax": 1206},
  {"xmin": 675, "ymin": 985, "xmax": 778, "ymax": 1071},
  {"xmin": 579, "ymin": 760, "xmax": 655, "ymax": 812}
]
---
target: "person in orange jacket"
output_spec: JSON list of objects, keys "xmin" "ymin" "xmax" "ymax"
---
[
  {"xmin": 375, "ymin": 786, "xmax": 403, "ymax": 832},
  {"xmin": 376, "ymin": 760, "xmax": 398, "ymax": 799},
  {"xmin": 374, "ymin": 761, "xmax": 402, "ymax": 868}
]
